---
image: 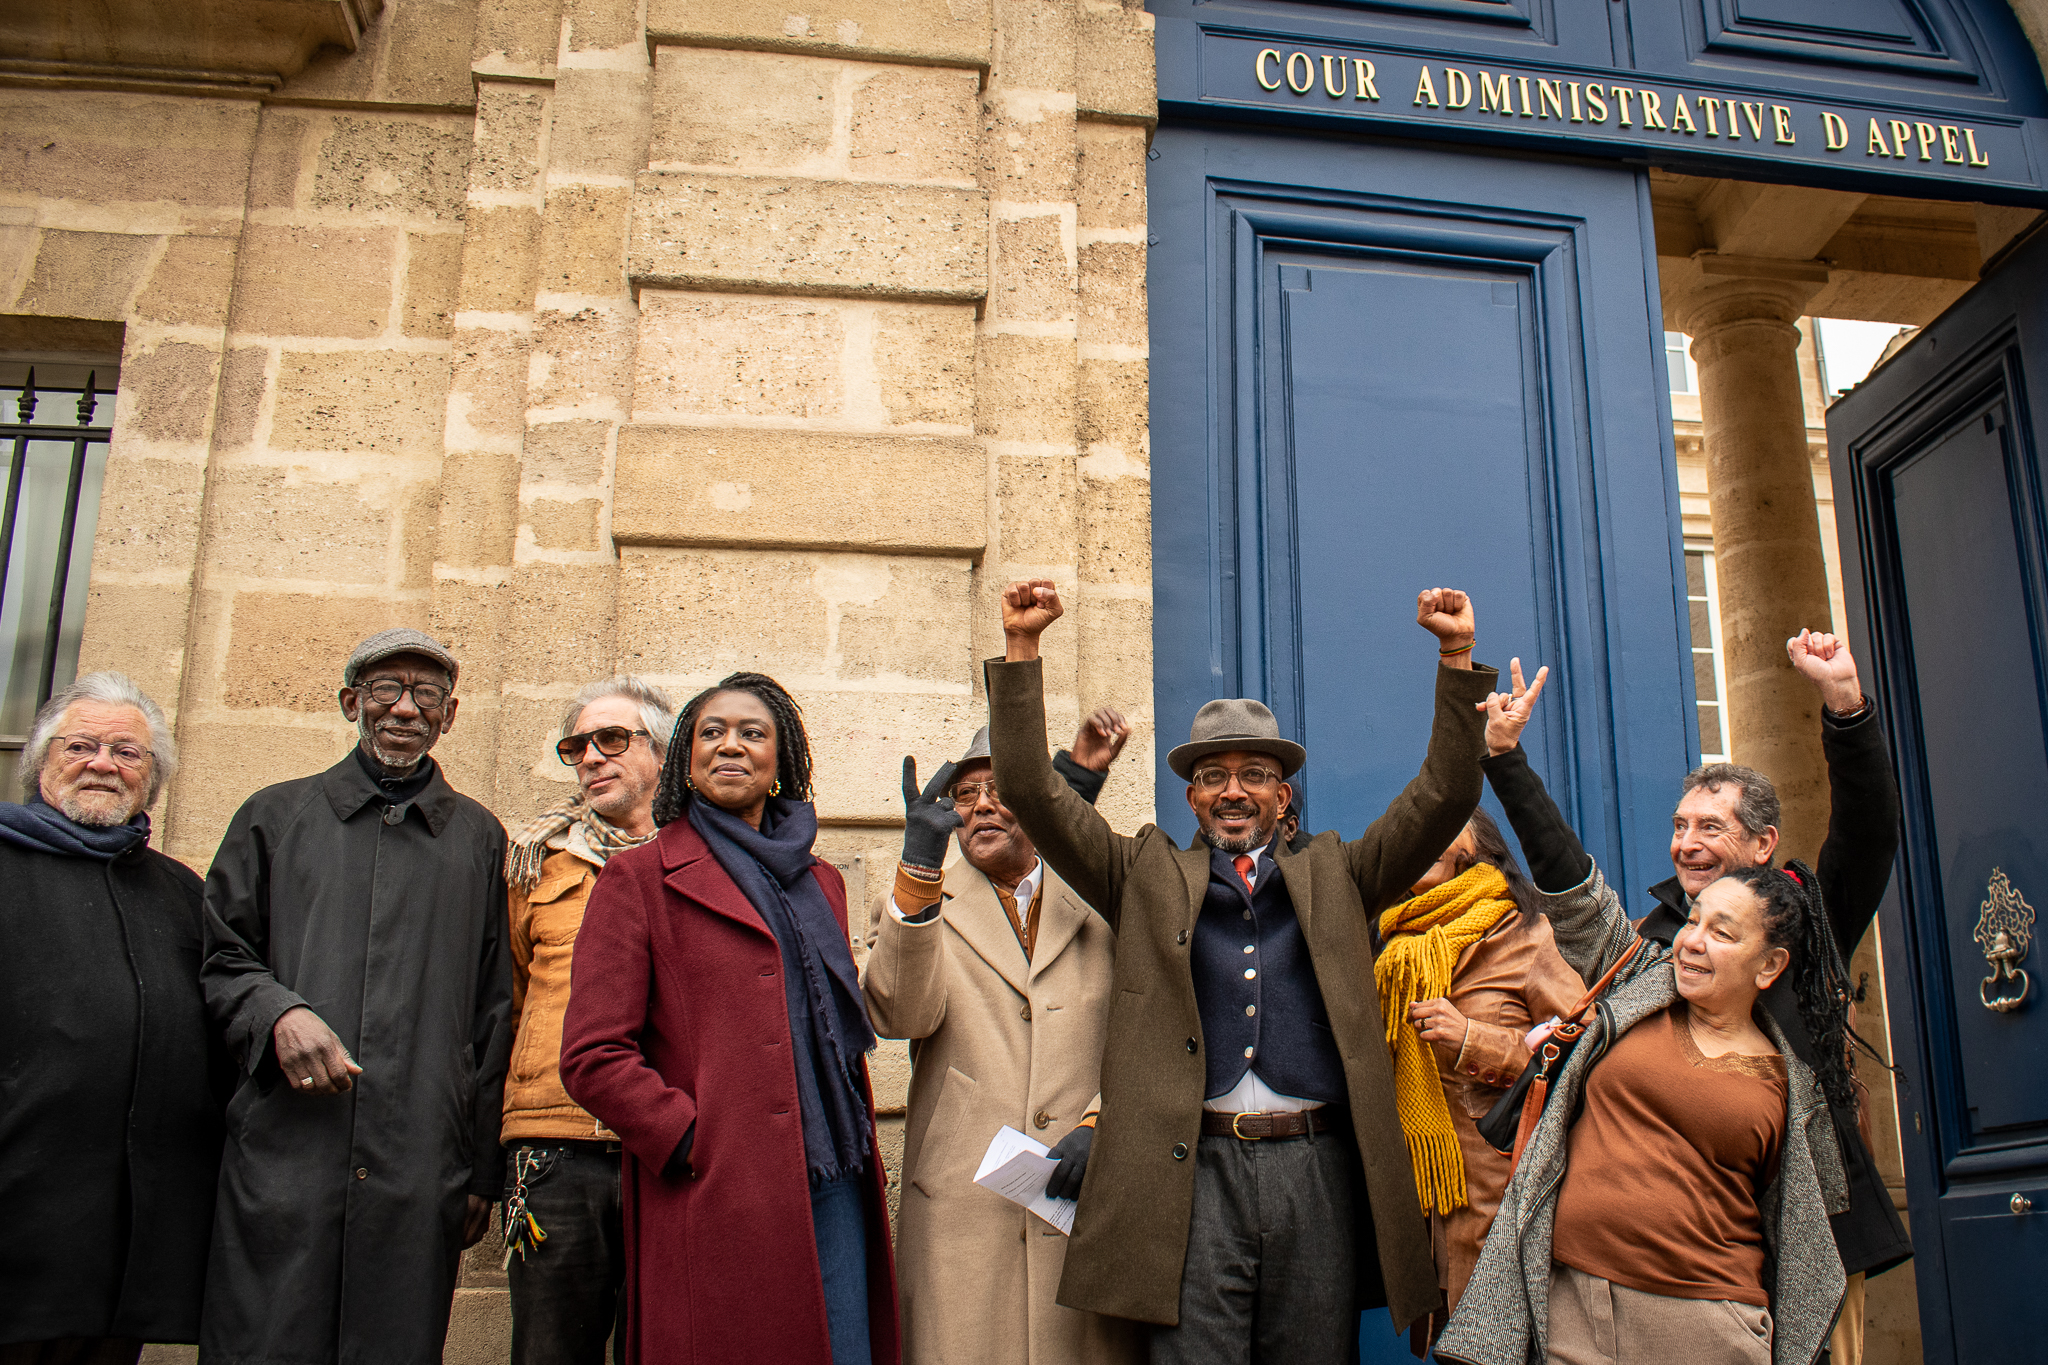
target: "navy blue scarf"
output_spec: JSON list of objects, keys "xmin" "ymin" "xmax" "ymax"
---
[
  {"xmin": 0, "ymin": 792, "xmax": 150, "ymax": 860},
  {"xmin": 689, "ymin": 795, "xmax": 875, "ymax": 1183}
]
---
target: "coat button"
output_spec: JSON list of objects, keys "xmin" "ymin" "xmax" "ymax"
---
[
  {"xmin": 1176, "ymin": 929, "xmax": 1188, "ymax": 945},
  {"xmin": 1185, "ymin": 1037, "xmax": 1198, "ymax": 1053},
  {"xmin": 354, "ymin": 1167, "xmax": 368, "ymax": 1180},
  {"xmin": 1172, "ymin": 1143, "xmax": 1189, "ymax": 1160},
  {"xmin": 1034, "ymin": 1109, "xmax": 1051, "ymax": 1129},
  {"xmin": 1021, "ymin": 1005, "xmax": 1032, "ymax": 1022}
]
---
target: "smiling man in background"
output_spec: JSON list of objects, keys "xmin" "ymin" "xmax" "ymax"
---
[
  {"xmin": 200, "ymin": 628, "xmax": 513, "ymax": 1365},
  {"xmin": 500, "ymin": 677, "xmax": 676, "ymax": 1365}
]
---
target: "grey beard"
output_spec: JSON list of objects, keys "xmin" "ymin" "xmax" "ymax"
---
[
  {"xmin": 359, "ymin": 714, "xmax": 427, "ymax": 774},
  {"xmin": 1199, "ymin": 824, "xmax": 1271, "ymax": 856},
  {"xmin": 59, "ymin": 791, "xmax": 136, "ymax": 827}
]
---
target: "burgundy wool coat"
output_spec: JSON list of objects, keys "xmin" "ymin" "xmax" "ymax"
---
[{"xmin": 558, "ymin": 816, "xmax": 900, "ymax": 1365}]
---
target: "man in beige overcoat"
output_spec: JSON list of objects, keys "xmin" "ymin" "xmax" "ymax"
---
[
  {"xmin": 985, "ymin": 579, "xmax": 1496, "ymax": 1363},
  {"xmin": 864, "ymin": 717, "xmax": 1144, "ymax": 1365}
]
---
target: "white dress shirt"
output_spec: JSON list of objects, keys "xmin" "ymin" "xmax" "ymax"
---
[{"xmin": 1200, "ymin": 838, "xmax": 1323, "ymax": 1114}]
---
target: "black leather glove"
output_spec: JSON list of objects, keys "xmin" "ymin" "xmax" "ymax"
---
[
  {"xmin": 1043, "ymin": 1121, "xmax": 1093, "ymax": 1200},
  {"xmin": 900, "ymin": 756, "xmax": 962, "ymax": 874}
]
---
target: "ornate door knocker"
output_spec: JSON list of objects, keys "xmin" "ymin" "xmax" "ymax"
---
[{"xmin": 1974, "ymin": 868, "xmax": 2034, "ymax": 1013}]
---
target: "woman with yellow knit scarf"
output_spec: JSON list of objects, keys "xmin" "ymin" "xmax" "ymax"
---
[{"xmin": 1374, "ymin": 806, "xmax": 1583, "ymax": 1317}]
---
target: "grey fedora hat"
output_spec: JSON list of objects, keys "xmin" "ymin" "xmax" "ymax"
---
[
  {"xmin": 957, "ymin": 725, "xmax": 992, "ymax": 766},
  {"xmin": 1165, "ymin": 698, "xmax": 1305, "ymax": 780},
  {"xmin": 344, "ymin": 627, "xmax": 461, "ymax": 688}
]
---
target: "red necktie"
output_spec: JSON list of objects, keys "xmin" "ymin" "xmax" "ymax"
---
[{"xmin": 1233, "ymin": 854, "xmax": 1256, "ymax": 892}]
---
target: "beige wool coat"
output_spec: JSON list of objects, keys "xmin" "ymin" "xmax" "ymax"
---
[{"xmin": 862, "ymin": 857, "xmax": 1143, "ymax": 1365}]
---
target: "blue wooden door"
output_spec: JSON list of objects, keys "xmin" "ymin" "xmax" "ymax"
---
[
  {"xmin": 1149, "ymin": 126, "xmax": 1695, "ymax": 897},
  {"xmin": 1828, "ymin": 225, "xmax": 2048, "ymax": 1365}
]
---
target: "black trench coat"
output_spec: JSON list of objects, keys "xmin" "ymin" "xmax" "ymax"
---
[
  {"xmin": 1, "ymin": 837, "xmax": 223, "ymax": 1345},
  {"xmin": 200, "ymin": 753, "xmax": 511, "ymax": 1365}
]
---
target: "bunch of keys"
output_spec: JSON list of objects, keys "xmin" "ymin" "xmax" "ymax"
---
[{"xmin": 502, "ymin": 1147, "xmax": 550, "ymax": 1267}]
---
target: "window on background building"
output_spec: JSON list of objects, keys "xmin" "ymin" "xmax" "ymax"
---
[
  {"xmin": 0, "ymin": 362, "xmax": 116, "ymax": 788},
  {"xmin": 1685, "ymin": 546, "xmax": 1730, "ymax": 763},
  {"xmin": 1665, "ymin": 331, "xmax": 1697, "ymax": 394}
]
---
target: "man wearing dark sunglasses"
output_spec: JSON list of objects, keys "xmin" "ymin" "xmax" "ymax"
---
[
  {"xmin": 500, "ymin": 677, "xmax": 676, "ymax": 1365},
  {"xmin": 200, "ymin": 628, "xmax": 513, "ymax": 1365}
]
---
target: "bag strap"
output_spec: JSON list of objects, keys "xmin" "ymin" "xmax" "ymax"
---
[{"xmin": 1562, "ymin": 936, "xmax": 1644, "ymax": 1022}]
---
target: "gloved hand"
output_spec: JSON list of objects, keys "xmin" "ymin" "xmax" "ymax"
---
[
  {"xmin": 900, "ymin": 756, "xmax": 962, "ymax": 874},
  {"xmin": 1043, "ymin": 1122, "xmax": 1094, "ymax": 1201}
]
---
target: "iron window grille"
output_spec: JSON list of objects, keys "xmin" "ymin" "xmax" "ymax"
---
[{"xmin": 0, "ymin": 367, "xmax": 114, "ymax": 773}]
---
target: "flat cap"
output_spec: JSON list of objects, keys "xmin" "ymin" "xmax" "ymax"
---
[{"xmin": 344, "ymin": 627, "xmax": 460, "ymax": 688}]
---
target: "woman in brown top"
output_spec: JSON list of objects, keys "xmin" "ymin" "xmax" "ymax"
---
[{"xmin": 1374, "ymin": 809, "xmax": 1585, "ymax": 1314}]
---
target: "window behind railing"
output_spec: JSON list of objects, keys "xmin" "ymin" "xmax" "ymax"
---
[{"xmin": 0, "ymin": 363, "xmax": 115, "ymax": 785}]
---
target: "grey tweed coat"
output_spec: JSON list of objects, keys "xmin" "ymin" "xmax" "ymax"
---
[{"xmin": 1434, "ymin": 866, "xmax": 1849, "ymax": 1365}]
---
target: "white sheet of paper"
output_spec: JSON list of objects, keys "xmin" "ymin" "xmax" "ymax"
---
[{"xmin": 972, "ymin": 1125, "xmax": 1076, "ymax": 1235}]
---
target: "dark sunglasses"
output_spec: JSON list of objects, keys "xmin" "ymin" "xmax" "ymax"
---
[{"xmin": 557, "ymin": 726, "xmax": 649, "ymax": 765}]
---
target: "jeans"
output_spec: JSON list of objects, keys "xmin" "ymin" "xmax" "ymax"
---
[
  {"xmin": 505, "ymin": 1141, "xmax": 625, "ymax": 1365},
  {"xmin": 1150, "ymin": 1129, "xmax": 1361, "ymax": 1365},
  {"xmin": 810, "ymin": 1173, "xmax": 873, "ymax": 1365}
]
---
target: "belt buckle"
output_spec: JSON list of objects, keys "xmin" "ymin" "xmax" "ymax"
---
[{"xmin": 1231, "ymin": 1110, "xmax": 1267, "ymax": 1141}]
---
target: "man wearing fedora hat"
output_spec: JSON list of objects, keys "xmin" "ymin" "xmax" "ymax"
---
[
  {"xmin": 984, "ymin": 580, "xmax": 1495, "ymax": 1363},
  {"xmin": 863, "ymin": 711, "xmax": 1144, "ymax": 1365}
]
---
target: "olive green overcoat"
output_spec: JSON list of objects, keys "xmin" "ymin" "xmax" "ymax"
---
[{"xmin": 984, "ymin": 656, "xmax": 1496, "ymax": 1332}]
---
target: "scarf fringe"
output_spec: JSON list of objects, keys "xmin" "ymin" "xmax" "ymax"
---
[{"xmin": 1373, "ymin": 864, "xmax": 1517, "ymax": 1218}]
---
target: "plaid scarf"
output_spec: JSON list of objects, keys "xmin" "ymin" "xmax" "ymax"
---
[
  {"xmin": 1374, "ymin": 863, "xmax": 1517, "ymax": 1216},
  {"xmin": 505, "ymin": 797, "xmax": 653, "ymax": 889}
]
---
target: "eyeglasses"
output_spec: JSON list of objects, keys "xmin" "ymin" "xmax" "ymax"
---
[
  {"xmin": 558, "ymin": 726, "xmax": 650, "ymax": 765},
  {"xmin": 948, "ymin": 780, "xmax": 1001, "ymax": 805},
  {"xmin": 53, "ymin": 735, "xmax": 152, "ymax": 770},
  {"xmin": 358, "ymin": 679, "xmax": 450, "ymax": 711},
  {"xmin": 1191, "ymin": 765, "xmax": 1281, "ymax": 792}
]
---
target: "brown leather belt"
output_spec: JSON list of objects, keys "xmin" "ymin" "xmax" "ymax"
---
[{"xmin": 1200, "ymin": 1108, "xmax": 1334, "ymax": 1140}]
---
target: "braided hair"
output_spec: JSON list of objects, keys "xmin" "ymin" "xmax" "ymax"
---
[
  {"xmin": 650, "ymin": 671, "xmax": 815, "ymax": 826},
  {"xmin": 1720, "ymin": 859, "xmax": 1858, "ymax": 1114}
]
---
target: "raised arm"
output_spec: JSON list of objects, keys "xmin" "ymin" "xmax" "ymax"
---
[
  {"xmin": 1476, "ymin": 658, "xmax": 1594, "ymax": 894},
  {"xmin": 1788, "ymin": 630, "xmax": 1902, "ymax": 956},
  {"xmin": 559, "ymin": 857, "xmax": 697, "ymax": 1176},
  {"xmin": 1345, "ymin": 589, "xmax": 1498, "ymax": 911},
  {"xmin": 984, "ymin": 580, "xmax": 1136, "ymax": 925}
]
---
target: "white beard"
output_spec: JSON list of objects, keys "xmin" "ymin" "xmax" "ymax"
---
[
  {"xmin": 359, "ymin": 714, "xmax": 428, "ymax": 773},
  {"xmin": 59, "ymin": 789, "xmax": 136, "ymax": 827}
]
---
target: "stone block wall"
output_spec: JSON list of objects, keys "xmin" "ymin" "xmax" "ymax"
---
[{"xmin": 6, "ymin": 0, "xmax": 1155, "ymax": 1349}]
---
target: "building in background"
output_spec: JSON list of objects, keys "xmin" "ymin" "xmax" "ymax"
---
[{"xmin": 5, "ymin": 3, "xmax": 2048, "ymax": 1362}]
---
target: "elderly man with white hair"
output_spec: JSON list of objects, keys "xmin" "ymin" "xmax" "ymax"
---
[
  {"xmin": 499, "ymin": 676, "xmax": 677, "ymax": 1365},
  {"xmin": 0, "ymin": 672, "xmax": 222, "ymax": 1365}
]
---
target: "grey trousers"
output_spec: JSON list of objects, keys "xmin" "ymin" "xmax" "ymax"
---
[
  {"xmin": 1149, "ymin": 1130, "xmax": 1360, "ymax": 1365},
  {"xmin": 1547, "ymin": 1263, "xmax": 1772, "ymax": 1365}
]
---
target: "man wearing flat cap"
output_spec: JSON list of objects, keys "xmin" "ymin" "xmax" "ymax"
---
[
  {"xmin": 985, "ymin": 581, "xmax": 1495, "ymax": 1363},
  {"xmin": 200, "ymin": 629, "xmax": 513, "ymax": 1365}
]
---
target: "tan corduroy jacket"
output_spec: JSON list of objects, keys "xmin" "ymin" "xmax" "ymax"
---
[
  {"xmin": 863, "ymin": 857, "xmax": 1142, "ymax": 1365},
  {"xmin": 504, "ymin": 843, "xmax": 616, "ymax": 1141},
  {"xmin": 985, "ymin": 655, "xmax": 1496, "ymax": 1332}
]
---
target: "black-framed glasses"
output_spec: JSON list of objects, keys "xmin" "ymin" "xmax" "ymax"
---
[
  {"xmin": 557, "ymin": 726, "xmax": 649, "ymax": 765},
  {"xmin": 1191, "ymin": 764, "xmax": 1281, "ymax": 792},
  {"xmin": 359, "ymin": 679, "xmax": 450, "ymax": 711},
  {"xmin": 52, "ymin": 734, "xmax": 151, "ymax": 770}
]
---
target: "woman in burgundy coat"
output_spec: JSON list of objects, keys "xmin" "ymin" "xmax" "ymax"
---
[{"xmin": 560, "ymin": 671, "xmax": 899, "ymax": 1365}]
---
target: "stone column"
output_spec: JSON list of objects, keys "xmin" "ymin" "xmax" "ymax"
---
[{"xmin": 1677, "ymin": 274, "xmax": 1833, "ymax": 860}]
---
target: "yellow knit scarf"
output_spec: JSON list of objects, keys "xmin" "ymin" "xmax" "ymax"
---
[{"xmin": 1373, "ymin": 863, "xmax": 1517, "ymax": 1216}]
